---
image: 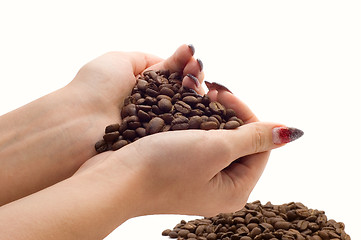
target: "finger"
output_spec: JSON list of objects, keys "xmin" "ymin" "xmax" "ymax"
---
[
  {"xmin": 216, "ymin": 90, "xmax": 259, "ymax": 123},
  {"xmin": 124, "ymin": 52, "xmax": 164, "ymax": 76},
  {"xmin": 182, "ymin": 58, "xmax": 205, "ymax": 95},
  {"xmin": 222, "ymin": 151, "xmax": 271, "ymax": 193},
  {"xmin": 144, "ymin": 44, "xmax": 194, "ymax": 74},
  {"xmin": 208, "ymin": 122, "xmax": 303, "ymax": 170}
]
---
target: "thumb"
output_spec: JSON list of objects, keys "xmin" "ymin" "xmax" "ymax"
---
[{"xmin": 223, "ymin": 122, "xmax": 304, "ymax": 160}]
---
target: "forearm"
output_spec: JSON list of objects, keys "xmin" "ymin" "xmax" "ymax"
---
[
  {"xmin": 0, "ymin": 156, "xmax": 137, "ymax": 240},
  {"xmin": 0, "ymin": 85, "xmax": 107, "ymax": 205}
]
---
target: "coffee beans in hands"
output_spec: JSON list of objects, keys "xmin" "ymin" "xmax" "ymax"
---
[{"xmin": 95, "ymin": 70, "xmax": 243, "ymax": 153}]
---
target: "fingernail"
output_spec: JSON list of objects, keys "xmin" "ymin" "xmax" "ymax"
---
[
  {"xmin": 197, "ymin": 58, "xmax": 203, "ymax": 71},
  {"xmin": 204, "ymin": 81, "xmax": 232, "ymax": 93},
  {"xmin": 186, "ymin": 73, "xmax": 200, "ymax": 87},
  {"xmin": 188, "ymin": 44, "xmax": 195, "ymax": 55},
  {"xmin": 272, "ymin": 127, "xmax": 304, "ymax": 144}
]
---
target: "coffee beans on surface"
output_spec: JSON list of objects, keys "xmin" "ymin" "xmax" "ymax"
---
[
  {"xmin": 95, "ymin": 70, "xmax": 243, "ymax": 153},
  {"xmin": 162, "ymin": 201, "xmax": 351, "ymax": 240}
]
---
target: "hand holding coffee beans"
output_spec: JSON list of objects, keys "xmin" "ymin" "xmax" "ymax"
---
[{"xmin": 94, "ymin": 69, "xmax": 244, "ymax": 153}]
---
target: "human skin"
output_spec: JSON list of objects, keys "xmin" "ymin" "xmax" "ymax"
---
[
  {"xmin": 0, "ymin": 44, "xmax": 203, "ymax": 206},
  {"xmin": 0, "ymin": 45, "xmax": 301, "ymax": 239}
]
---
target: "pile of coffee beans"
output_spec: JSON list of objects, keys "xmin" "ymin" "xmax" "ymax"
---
[
  {"xmin": 162, "ymin": 201, "xmax": 350, "ymax": 240},
  {"xmin": 95, "ymin": 70, "xmax": 243, "ymax": 153}
]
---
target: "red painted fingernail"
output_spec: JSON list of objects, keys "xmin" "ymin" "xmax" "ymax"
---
[
  {"xmin": 186, "ymin": 73, "xmax": 200, "ymax": 87},
  {"xmin": 188, "ymin": 44, "xmax": 195, "ymax": 55},
  {"xmin": 272, "ymin": 127, "xmax": 304, "ymax": 144}
]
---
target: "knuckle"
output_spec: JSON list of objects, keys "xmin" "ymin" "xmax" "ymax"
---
[{"xmin": 252, "ymin": 124, "xmax": 265, "ymax": 153}]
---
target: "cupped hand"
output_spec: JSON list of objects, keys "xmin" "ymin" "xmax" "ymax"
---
[{"xmin": 78, "ymin": 88, "xmax": 302, "ymax": 218}]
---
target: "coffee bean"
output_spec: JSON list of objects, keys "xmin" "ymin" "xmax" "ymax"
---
[
  {"xmin": 121, "ymin": 129, "xmax": 136, "ymax": 140},
  {"xmin": 168, "ymin": 231, "xmax": 178, "ymax": 238},
  {"xmin": 160, "ymin": 113, "xmax": 174, "ymax": 124},
  {"xmin": 147, "ymin": 117, "xmax": 165, "ymax": 134},
  {"xmin": 158, "ymin": 98, "xmax": 173, "ymax": 112},
  {"xmin": 226, "ymin": 108, "xmax": 237, "ymax": 119},
  {"xmin": 137, "ymin": 79, "xmax": 148, "ymax": 91},
  {"xmin": 162, "ymin": 229, "xmax": 172, "ymax": 236},
  {"xmin": 178, "ymin": 229, "xmax": 190, "ymax": 238},
  {"xmin": 156, "ymin": 94, "xmax": 172, "ymax": 101},
  {"xmin": 103, "ymin": 131, "xmax": 120, "ymax": 142},
  {"xmin": 118, "ymin": 121, "xmax": 127, "ymax": 134},
  {"xmin": 209, "ymin": 101, "xmax": 226, "ymax": 115},
  {"xmin": 144, "ymin": 96, "xmax": 157, "ymax": 105},
  {"xmin": 174, "ymin": 101, "xmax": 192, "ymax": 115},
  {"xmin": 151, "ymin": 105, "xmax": 162, "ymax": 115},
  {"xmin": 200, "ymin": 121, "xmax": 218, "ymax": 130},
  {"xmin": 171, "ymin": 123, "xmax": 189, "ymax": 130},
  {"xmin": 138, "ymin": 110, "xmax": 151, "ymax": 122},
  {"xmin": 189, "ymin": 116, "xmax": 202, "ymax": 129},
  {"xmin": 95, "ymin": 70, "xmax": 244, "ymax": 153},
  {"xmin": 225, "ymin": 120, "xmax": 241, "ymax": 129},
  {"xmin": 105, "ymin": 123, "xmax": 120, "ymax": 133},
  {"xmin": 135, "ymin": 127, "xmax": 146, "ymax": 138},
  {"xmin": 95, "ymin": 139, "xmax": 107, "ymax": 153},
  {"xmin": 160, "ymin": 87, "xmax": 175, "ymax": 97},
  {"xmin": 111, "ymin": 139, "xmax": 128, "ymax": 151},
  {"xmin": 162, "ymin": 201, "xmax": 350, "ymax": 240},
  {"xmin": 274, "ymin": 221, "xmax": 292, "ymax": 230},
  {"xmin": 183, "ymin": 96, "xmax": 199, "ymax": 106}
]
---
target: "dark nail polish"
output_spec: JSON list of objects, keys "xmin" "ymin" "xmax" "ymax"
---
[
  {"xmin": 188, "ymin": 44, "xmax": 195, "ymax": 55},
  {"xmin": 186, "ymin": 73, "xmax": 200, "ymax": 87},
  {"xmin": 197, "ymin": 59, "xmax": 203, "ymax": 71},
  {"xmin": 204, "ymin": 81, "xmax": 232, "ymax": 93}
]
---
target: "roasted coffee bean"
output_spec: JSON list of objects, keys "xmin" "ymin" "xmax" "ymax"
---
[
  {"xmin": 172, "ymin": 115, "xmax": 188, "ymax": 125},
  {"xmin": 132, "ymin": 92, "xmax": 142, "ymax": 101},
  {"xmin": 111, "ymin": 139, "xmax": 128, "ymax": 150},
  {"xmin": 152, "ymin": 105, "xmax": 162, "ymax": 115},
  {"xmin": 105, "ymin": 123, "xmax": 120, "ymax": 133},
  {"xmin": 174, "ymin": 101, "xmax": 192, "ymax": 115},
  {"xmin": 103, "ymin": 131, "xmax": 120, "ymax": 142},
  {"xmin": 225, "ymin": 120, "xmax": 241, "ymax": 129},
  {"xmin": 123, "ymin": 96, "xmax": 135, "ymax": 106},
  {"xmin": 209, "ymin": 101, "xmax": 226, "ymax": 115},
  {"xmin": 189, "ymin": 116, "xmax": 203, "ymax": 129},
  {"xmin": 95, "ymin": 139, "xmax": 107, "ymax": 153},
  {"xmin": 183, "ymin": 96, "xmax": 199, "ymax": 106},
  {"xmin": 162, "ymin": 201, "xmax": 350, "ymax": 240},
  {"xmin": 226, "ymin": 108, "xmax": 237, "ymax": 119},
  {"xmin": 162, "ymin": 229, "xmax": 172, "ymax": 236},
  {"xmin": 138, "ymin": 110, "xmax": 151, "ymax": 122},
  {"xmin": 146, "ymin": 87, "xmax": 158, "ymax": 97},
  {"xmin": 96, "ymin": 70, "xmax": 244, "ymax": 153},
  {"xmin": 147, "ymin": 117, "xmax": 165, "ymax": 134},
  {"xmin": 171, "ymin": 123, "xmax": 189, "ymax": 130},
  {"xmin": 168, "ymin": 231, "xmax": 178, "ymax": 238},
  {"xmin": 122, "ymin": 129, "xmax": 136, "ymax": 140},
  {"xmin": 157, "ymin": 94, "xmax": 172, "ymax": 101},
  {"xmin": 135, "ymin": 127, "xmax": 146, "ymax": 138},
  {"xmin": 200, "ymin": 121, "xmax": 218, "ymax": 130},
  {"xmin": 137, "ymin": 79, "xmax": 148, "ymax": 91},
  {"xmin": 118, "ymin": 121, "xmax": 127, "ymax": 134},
  {"xmin": 160, "ymin": 113, "xmax": 174, "ymax": 124},
  {"xmin": 158, "ymin": 98, "xmax": 173, "ymax": 112},
  {"xmin": 160, "ymin": 87, "xmax": 175, "ymax": 97}
]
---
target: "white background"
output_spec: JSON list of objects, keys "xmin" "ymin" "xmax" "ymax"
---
[{"xmin": 0, "ymin": 0, "xmax": 360, "ymax": 239}]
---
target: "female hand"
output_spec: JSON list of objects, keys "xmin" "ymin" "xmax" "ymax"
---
[
  {"xmin": 77, "ymin": 88, "xmax": 303, "ymax": 218},
  {"xmin": 0, "ymin": 44, "xmax": 203, "ymax": 205}
]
